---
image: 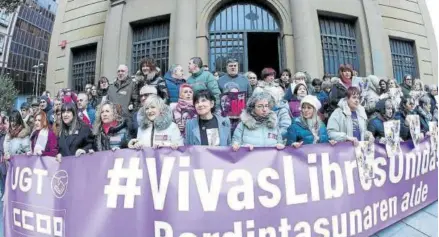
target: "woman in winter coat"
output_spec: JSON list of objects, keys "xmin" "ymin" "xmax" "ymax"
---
[
  {"xmin": 279, "ymin": 69, "xmax": 292, "ymax": 90},
  {"xmin": 128, "ymin": 95, "xmax": 183, "ymax": 149},
  {"xmin": 417, "ymin": 94, "xmax": 434, "ymax": 133},
  {"xmin": 185, "ymin": 90, "xmax": 231, "ymax": 146},
  {"xmin": 394, "ymin": 96, "xmax": 418, "ymax": 141},
  {"xmin": 171, "ymin": 84, "xmax": 197, "ymax": 136},
  {"xmin": 89, "ymin": 85, "xmax": 100, "ymax": 109},
  {"xmin": 253, "ymin": 68, "xmax": 285, "ymax": 105},
  {"xmin": 28, "ymin": 111, "xmax": 58, "ymax": 157},
  {"xmin": 57, "ymin": 103, "xmax": 94, "ymax": 158},
  {"xmin": 379, "ymin": 79, "xmax": 389, "ymax": 95},
  {"xmin": 3, "ymin": 110, "xmax": 31, "ymax": 159},
  {"xmin": 367, "ymin": 99, "xmax": 397, "ymax": 143},
  {"xmin": 232, "ymin": 92, "xmax": 285, "ymax": 151},
  {"xmin": 327, "ymin": 87, "xmax": 374, "ymax": 146},
  {"xmin": 135, "ymin": 57, "xmax": 169, "ymax": 103},
  {"xmin": 39, "ymin": 95, "xmax": 54, "ymax": 125},
  {"xmin": 363, "ymin": 75, "xmax": 381, "ymax": 116},
  {"xmin": 327, "ymin": 64, "xmax": 354, "ymax": 115},
  {"xmin": 288, "ymin": 83, "xmax": 308, "ymax": 118},
  {"xmin": 284, "ymin": 71, "xmax": 307, "ymax": 101},
  {"xmin": 285, "ymin": 95, "xmax": 333, "ymax": 147},
  {"xmin": 253, "ymin": 85, "xmax": 292, "ymax": 137},
  {"xmin": 97, "ymin": 76, "xmax": 110, "ymax": 101},
  {"xmin": 93, "ymin": 101, "xmax": 128, "ymax": 151}
]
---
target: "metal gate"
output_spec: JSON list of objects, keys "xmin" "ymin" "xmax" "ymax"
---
[
  {"xmin": 319, "ymin": 17, "xmax": 359, "ymax": 76},
  {"xmin": 71, "ymin": 44, "xmax": 96, "ymax": 92},
  {"xmin": 209, "ymin": 3, "xmax": 280, "ymax": 73},
  {"xmin": 132, "ymin": 21, "xmax": 170, "ymax": 75},
  {"xmin": 389, "ymin": 38, "xmax": 417, "ymax": 83}
]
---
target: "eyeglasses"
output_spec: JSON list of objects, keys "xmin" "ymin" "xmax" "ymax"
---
[
  {"xmin": 100, "ymin": 81, "xmax": 108, "ymax": 84},
  {"xmin": 255, "ymin": 104, "xmax": 270, "ymax": 109},
  {"xmin": 117, "ymin": 70, "xmax": 126, "ymax": 73},
  {"xmin": 249, "ymin": 77, "xmax": 257, "ymax": 79}
]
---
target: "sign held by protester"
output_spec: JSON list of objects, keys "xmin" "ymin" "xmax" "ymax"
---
[
  {"xmin": 220, "ymin": 91, "xmax": 246, "ymax": 118},
  {"xmin": 4, "ymin": 140, "xmax": 438, "ymax": 237}
]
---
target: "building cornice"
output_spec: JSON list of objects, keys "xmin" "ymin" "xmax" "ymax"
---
[{"xmin": 110, "ymin": 0, "xmax": 126, "ymax": 7}]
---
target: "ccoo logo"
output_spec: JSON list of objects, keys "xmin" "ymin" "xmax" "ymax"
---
[{"xmin": 51, "ymin": 170, "xmax": 69, "ymax": 198}]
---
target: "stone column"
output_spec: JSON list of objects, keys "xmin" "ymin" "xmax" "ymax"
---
[
  {"xmin": 289, "ymin": 0, "xmax": 322, "ymax": 77},
  {"xmin": 361, "ymin": 0, "xmax": 392, "ymax": 77},
  {"xmin": 101, "ymin": 0, "xmax": 125, "ymax": 78},
  {"xmin": 173, "ymin": 0, "xmax": 197, "ymax": 75}
]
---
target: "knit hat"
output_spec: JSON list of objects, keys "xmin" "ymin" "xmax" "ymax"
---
[
  {"xmin": 300, "ymin": 95, "xmax": 321, "ymax": 111},
  {"xmin": 20, "ymin": 102, "xmax": 30, "ymax": 110},
  {"xmin": 140, "ymin": 85, "xmax": 158, "ymax": 95}
]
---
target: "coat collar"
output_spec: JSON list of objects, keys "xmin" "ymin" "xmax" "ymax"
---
[
  {"xmin": 191, "ymin": 114, "xmax": 228, "ymax": 145},
  {"xmin": 338, "ymin": 98, "xmax": 367, "ymax": 120}
]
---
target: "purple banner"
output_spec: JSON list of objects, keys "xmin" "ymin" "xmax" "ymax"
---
[{"xmin": 3, "ymin": 139, "xmax": 438, "ymax": 237}]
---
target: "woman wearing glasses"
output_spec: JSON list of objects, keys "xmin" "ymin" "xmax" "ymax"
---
[{"xmin": 232, "ymin": 92, "xmax": 285, "ymax": 151}]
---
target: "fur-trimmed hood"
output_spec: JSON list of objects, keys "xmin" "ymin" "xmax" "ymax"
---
[
  {"xmin": 140, "ymin": 104, "xmax": 173, "ymax": 131},
  {"xmin": 366, "ymin": 75, "xmax": 380, "ymax": 93},
  {"xmin": 240, "ymin": 110, "xmax": 277, "ymax": 130},
  {"xmin": 134, "ymin": 70, "xmax": 161, "ymax": 83},
  {"xmin": 9, "ymin": 124, "xmax": 31, "ymax": 139}
]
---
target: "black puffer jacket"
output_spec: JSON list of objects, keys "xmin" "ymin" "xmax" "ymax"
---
[{"xmin": 327, "ymin": 80, "xmax": 348, "ymax": 116}]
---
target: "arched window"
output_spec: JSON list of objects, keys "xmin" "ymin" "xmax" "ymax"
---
[{"xmin": 209, "ymin": 3, "xmax": 281, "ymax": 74}]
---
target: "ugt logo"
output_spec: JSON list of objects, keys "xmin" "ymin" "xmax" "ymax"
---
[{"xmin": 51, "ymin": 170, "xmax": 69, "ymax": 198}]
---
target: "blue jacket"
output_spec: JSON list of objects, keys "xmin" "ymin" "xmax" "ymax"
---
[
  {"xmin": 313, "ymin": 91, "xmax": 329, "ymax": 106},
  {"xmin": 367, "ymin": 115, "xmax": 389, "ymax": 140},
  {"xmin": 185, "ymin": 114, "xmax": 231, "ymax": 146},
  {"xmin": 164, "ymin": 71, "xmax": 186, "ymax": 103},
  {"xmin": 285, "ymin": 117, "xmax": 329, "ymax": 145},
  {"xmin": 272, "ymin": 100, "xmax": 292, "ymax": 137}
]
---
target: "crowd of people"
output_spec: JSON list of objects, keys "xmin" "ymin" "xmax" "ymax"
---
[{"xmin": 0, "ymin": 56, "xmax": 437, "ymax": 193}]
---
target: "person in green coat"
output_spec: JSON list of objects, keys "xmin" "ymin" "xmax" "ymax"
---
[{"xmin": 186, "ymin": 57, "xmax": 221, "ymax": 108}]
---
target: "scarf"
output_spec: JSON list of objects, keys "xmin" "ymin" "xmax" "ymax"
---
[
  {"xmin": 251, "ymin": 111, "xmax": 270, "ymax": 125},
  {"xmin": 340, "ymin": 76, "xmax": 352, "ymax": 88},
  {"xmin": 103, "ymin": 121, "xmax": 118, "ymax": 135},
  {"xmin": 9, "ymin": 125, "xmax": 24, "ymax": 138},
  {"xmin": 33, "ymin": 128, "xmax": 48, "ymax": 155},
  {"xmin": 418, "ymin": 107, "xmax": 433, "ymax": 122},
  {"xmin": 301, "ymin": 114, "xmax": 320, "ymax": 144},
  {"xmin": 177, "ymin": 99, "xmax": 194, "ymax": 110}
]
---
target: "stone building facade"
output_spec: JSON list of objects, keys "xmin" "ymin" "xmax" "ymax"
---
[{"xmin": 47, "ymin": 0, "xmax": 438, "ymax": 93}]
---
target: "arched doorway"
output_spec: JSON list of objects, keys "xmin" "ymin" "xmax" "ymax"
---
[{"xmin": 208, "ymin": 3, "xmax": 282, "ymax": 75}]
